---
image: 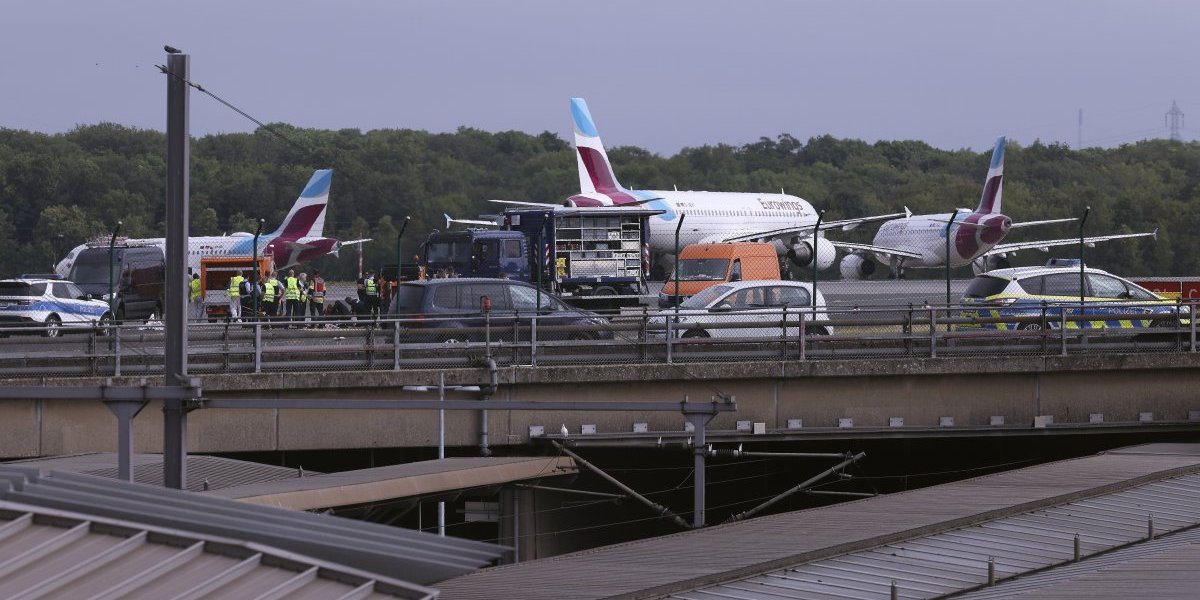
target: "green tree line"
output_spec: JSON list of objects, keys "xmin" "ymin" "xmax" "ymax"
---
[{"xmin": 0, "ymin": 123, "xmax": 1195, "ymax": 280}]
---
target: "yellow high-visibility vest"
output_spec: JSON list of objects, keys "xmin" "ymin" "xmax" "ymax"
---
[
  {"xmin": 365, "ymin": 278, "xmax": 378, "ymax": 297},
  {"xmin": 189, "ymin": 278, "xmax": 201, "ymax": 301},
  {"xmin": 263, "ymin": 279, "xmax": 277, "ymax": 302},
  {"xmin": 228, "ymin": 275, "xmax": 245, "ymax": 298},
  {"xmin": 285, "ymin": 277, "xmax": 300, "ymax": 301}
]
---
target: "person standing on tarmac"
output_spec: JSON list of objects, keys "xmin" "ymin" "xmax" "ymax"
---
[
  {"xmin": 362, "ymin": 268, "xmax": 380, "ymax": 316},
  {"xmin": 284, "ymin": 269, "xmax": 301, "ymax": 324},
  {"xmin": 311, "ymin": 270, "xmax": 326, "ymax": 324},
  {"xmin": 298, "ymin": 272, "xmax": 310, "ymax": 323},
  {"xmin": 228, "ymin": 269, "xmax": 245, "ymax": 322},
  {"xmin": 189, "ymin": 270, "xmax": 203, "ymax": 321},
  {"xmin": 262, "ymin": 271, "xmax": 279, "ymax": 322}
]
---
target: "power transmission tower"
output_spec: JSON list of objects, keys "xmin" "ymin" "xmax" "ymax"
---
[{"xmin": 1165, "ymin": 101, "xmax": 1185, "ymax": 141}]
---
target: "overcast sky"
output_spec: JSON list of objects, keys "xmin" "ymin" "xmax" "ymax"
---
[{"xmin": 3, "ymin": 0, "xmax": 1197, "ymax": 155}]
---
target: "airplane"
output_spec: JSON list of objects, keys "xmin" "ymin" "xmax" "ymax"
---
[
  {"xmin": 494, "ymin": 98, "xmax": 908, "ymax": 279},
  {"xmin": 54, "ymin": 169, "xmax": 368, "ymax": 277},
  {"xmin": 838, "ymin": 136, "xmax": 1158, "ymax": 279}
]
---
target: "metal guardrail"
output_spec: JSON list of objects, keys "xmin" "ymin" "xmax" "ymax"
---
[{"xmin": 0, "ymin": 301, "xmax": 1194, "ymax": 378}]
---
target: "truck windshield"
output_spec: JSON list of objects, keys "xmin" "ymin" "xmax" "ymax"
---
[
  {"xmin": 426, "ymin": 241, "xmax": 471, "ymax": 264},
  {"xmin": 673, "ymin": 259, "xmax": 729, "ymax": 281},
  {"xmin": 68, "ymin": 251, "xmax": 120, "ymax": 285}
]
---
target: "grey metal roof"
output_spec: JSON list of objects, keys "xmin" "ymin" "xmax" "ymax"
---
[
  {"xmin": 0, "ymin": 466, "xmax": 509, "ymax": 590},
  {"xmin": 206, "ymin": 456, "xmax": 578, "ymax": 510},
  {"xmin": 671, "ymin": 471, "xmax": 1200, "ymax": 599},
  {"xmin": 436, "ymin": 444, "xmax": 1200, "ymax": 600},
  {"xmin": 4, "ymin": 452, "xmax": 316, "ymax": 491},
  {"xmin": 0, "ymin": 499, "xmax": 433, "ymax": 599},
  {"xmin": 956, "ymin": 525, "xmax": 1200, "ymax": 599}
]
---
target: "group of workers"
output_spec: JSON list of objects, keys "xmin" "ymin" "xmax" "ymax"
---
[{"xmin": 187, "ymin": 267, "xmax": 391, "ymax": 323}]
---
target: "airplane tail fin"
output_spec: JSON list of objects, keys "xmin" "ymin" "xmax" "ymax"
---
[
  {"xmin": 571, "ymin": 98, "xmax": 628, "ymax": 195},
  {"xmin": 975, "ymin": 137, "xmax": 1005, "ymax": 214},
  {"xmin": 270, "ymin": 169, "xmax": 332, "ymax": 239}
]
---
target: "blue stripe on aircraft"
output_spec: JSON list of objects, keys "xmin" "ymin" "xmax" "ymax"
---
[
  {"xmin": 635, "ymin": 190, "xmax": 677, "ymax": 222},
  {"xmin": 300, "ymin": 169, "xmax": 332, "ymax": 198},
  {"xmin": 571, "ymin": 98, "xmax": 599, "ymax": 138},
  {"xmin": 990, "ymin": 137, "xmax": 1006, "ymax": 169}
]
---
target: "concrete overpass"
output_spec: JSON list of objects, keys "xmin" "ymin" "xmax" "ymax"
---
[{"xmin": 2, "ymin": 351, "xmax": 1199, "ymax": 459}]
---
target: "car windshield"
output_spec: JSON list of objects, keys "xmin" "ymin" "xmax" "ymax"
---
[
  {"xmin": 680, "ymin": 285, "xmax": 733, "ymax": 308},
  {"xmin": 0, "ymin": 282, "xmax": 44, "ymax": 296},
  {"xmin": 68, "ymin": 255, "xmax": 119, "ymax": 285},
  {"xmin": 963, "ymin": 276, "xmax": 1010, "ymax": 299},
  {"xmin": 672, "ymin": 259, "xmax": 729, "ymax": 281}
]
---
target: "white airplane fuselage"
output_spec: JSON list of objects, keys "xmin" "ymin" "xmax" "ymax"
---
[
  {"xmin": 869, "ymin": 210, "xmax": 1012, "ymax": 269},
  {"xmin": 55, "ymin": 233, "xmax": 341, "ymax": 278}
]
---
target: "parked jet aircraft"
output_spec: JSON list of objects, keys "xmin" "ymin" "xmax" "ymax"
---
[
  {"xmin": 495, "ymin": 98, "xmax": 907, "ymax": 279},
  {"xmin": 54, "ymin": 169, "xmax": 367, "ymax": 276},
  {"xmin": 838, "ymin": 137, "xmax": 1157, "ymax": 279}
]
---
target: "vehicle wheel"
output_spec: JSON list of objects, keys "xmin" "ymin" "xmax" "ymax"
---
[
  {"xmin": 806, "ymin": 325, "xmax": 830, "ymax": 336},
  {"xmin": 1018, "ymin": 322, "xmax": 1043, "ymax": 332},
  {"xmin": 97, "ymin": 312, "xmax": 113, "ymax": 336},
  {"xmin": 44, "ymin": 315, "xmax": 61, "ymax": 338},
  {"xmin": 594, "ymin": 286, "xmax": 617, "ymax": 296},
  {"xmin": 1151, "ymin": 318, "xmax": 1179, "ymax": 329},
  {"xmin": 681, "ymin": 329, "xmax": 709, "ymax": 339}
]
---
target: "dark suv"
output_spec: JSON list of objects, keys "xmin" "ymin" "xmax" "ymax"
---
[
  {"xmin": 68, "ymin": 244, "xmax": 165, "ymax": 321},
  {"xmin": 387, "ymin": 278, "xmax": 612, "ymax": 342}
]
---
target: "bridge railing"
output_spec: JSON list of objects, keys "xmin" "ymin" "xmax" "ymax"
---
[{"xmin": 0, "ymin": 300, "xmax": 1194, "ymax": 378}]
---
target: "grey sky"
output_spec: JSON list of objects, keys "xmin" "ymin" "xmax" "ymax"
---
[{"xmin": 3, "ymin": 0, "xmax": 1197, "ymax": 155}]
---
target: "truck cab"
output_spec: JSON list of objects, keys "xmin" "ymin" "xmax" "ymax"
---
[{"xmin": 423, "ymin": 230, "xmax": 528, "ymax": 280}]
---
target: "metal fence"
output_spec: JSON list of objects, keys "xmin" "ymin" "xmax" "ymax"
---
[{"xmin": 0, "ymin": 299, "xmax": 1194, "ymax": 378}]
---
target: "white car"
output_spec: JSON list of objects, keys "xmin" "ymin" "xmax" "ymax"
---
[
  {"xmin": 0, "ymin": 278, "xmax": 113, "ymax": 338},
  {"xmin": 651, "ymin": 280, "xmax": 833, "ymax": 338}
]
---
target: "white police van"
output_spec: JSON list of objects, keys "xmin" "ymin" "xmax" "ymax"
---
[{"xmin": 0, "ymin": 277, "xmax": 113, "ymax": 337}]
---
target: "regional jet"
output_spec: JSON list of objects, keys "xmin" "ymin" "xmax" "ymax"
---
[
  {"xmin": 55, "ymin": 170, "xmax": 368, "ymax": 276},
  {"xmin": 838, "ymin": 137, "xmax": 1157, "ymax": 279}
]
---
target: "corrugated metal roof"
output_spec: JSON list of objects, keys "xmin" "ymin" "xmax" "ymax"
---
[
  {"xmin": 0, "ymin": 466, "xmax": 509, "ymax": 590},
  {"xmin": 5, "ymin": 452, "xmax": 316, "ymax": 491},
  {"xmin": 0, "ymin": 500, "xmax": 432, "ymax": 599},
  {"xmin": 672, "ymin": 473, "xmax": 1200, "ymax": 599},
  {"xmin": 436, "ymin": 444, "xmax": 1200, "ymax": 600},
  {"xmin": 956, "ymin": 525, "xmax": 1200, "ymax": 599},
  {"xmin": 206, "ymin": 456, "xmax": 578, "ymax": 510}
]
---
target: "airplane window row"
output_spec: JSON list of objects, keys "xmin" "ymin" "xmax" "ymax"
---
[{"xmin": 680, "ymin": 210, "xmax": 785, "ymax": 218}]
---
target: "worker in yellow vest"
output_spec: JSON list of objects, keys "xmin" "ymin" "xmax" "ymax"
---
[
  {"xmin": 284, "ymin": 269, "xmax": 301, "ymax": 324},
  {"xmin": 188, "ymin": 270, "xmax": 202, "ymax": 321},
  {"xmin": 363, "ymin": 269, "xmax": 379, "ymax": 316},
  {"xmin": 228, "ymin": 269, "xmax": 245, "ymax": 322},
  {"xmin": 262, "ymin": 271, "xmax": 279, "ymax": 321}
]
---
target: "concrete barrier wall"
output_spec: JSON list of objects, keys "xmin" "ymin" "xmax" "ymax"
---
[{"xmin": 3, "ymin": 352, "xmax": 1199, "ymax": 459}]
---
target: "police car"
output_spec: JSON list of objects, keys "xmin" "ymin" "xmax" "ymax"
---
[
  {"xmin": 0, "ymin": 278, "xmax": 113, "ymax": 337},
  {"xmin": 959, "ymin": 260, "xmax": 1186, "ymax": 331}
]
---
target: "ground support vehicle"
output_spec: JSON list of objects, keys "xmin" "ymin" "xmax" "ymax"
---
[
  {"xmin": 423, "ymin": 207, "xmax": 659, "ymax": 312},
  {"xmin": 200, "ymin": 256, "xmax": 274, "ymax": 320},
  {"xmin": 0, "ymin": 278, "xmax": 112, "ymax": 338},
  {"xmin": 67, "ymin": 242, "xmax": 165, "ymax": 322},
  {"xmin": 658, "ymin": 242, "xmax": 781, "ymax": 307}
]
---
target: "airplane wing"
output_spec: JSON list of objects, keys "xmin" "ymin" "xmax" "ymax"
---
[
  {"xmin": 1009, "ymin": 217, "xmax": 1077, "ymax": 229},
  {"xmin": 445, "ymin": 214, "xmax": 499, "ymax": 228},
  {"xmin": 718, "ymin": 209, "xmax": 910, "ymax": 243},
  {"xmin": 488, "ymin": 199, "xmax": 562, "ymax": 208},
  {"xmin": 983, "ymin": 229, "xmax": 1158, "ymax": 256},
  {"xmin": 828, "ymin": 240, "xmax": 924, "ymax": 259}
]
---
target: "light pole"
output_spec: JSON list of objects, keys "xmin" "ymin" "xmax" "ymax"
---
[
  {"xmin": 396, "ymin": 215, "xmax": 411, "ymax": 309},
  {"xmin": 673, "ymin": 214, "xmax": 686, "ymax": 319},
  {"xmin": 252, "ymin": 218, "xmax": 263, "ymax": 320},
  {"xmin": 1079, "ymin": 206, "xmax": 1090, "ymax": 306},
  {"xmin": 812, "ymin": 211, "xmax": 824, "ymax": 311},
  {"xmin": 945, "ymin": 210, "xmax": 960, "ymax": 308},
  {"xmin": 108, "ymin": 221, "xmax": 122, "ymax": 318}
]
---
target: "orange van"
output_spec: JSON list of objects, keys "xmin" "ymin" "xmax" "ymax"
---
[{"xmin": 658, "ymin": 243, "xmax": 781, "ymax": 307}]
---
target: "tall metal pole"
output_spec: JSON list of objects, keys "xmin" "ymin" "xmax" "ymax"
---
[
  {"xmin": 252, "ymin": 218, "xmax": 263, "ymax": 320},
  {"xmin": 438, "ymin": 372, "xmax": 446, "ymax": 537},
  {"xmin": 107, "ymin": 221, "xmax": 122, "ymax": 317},
  {"xmin": 945, "ymin": 210, "xmax": 959, "ymax": 307},
  {"xmin": 673, "ymin": 214, "xmax": 686, "ymax": 316},
  {"xmin": 396, "ymin": 214, "xmax": 411, "ymax": 284},
  {"xmin": 163, "ymin": 47, "xmax": 191, "ymax": 490},
  {"xmin": 812, "ymin": 211, "xmax": 825, "ymax": 311},
  {"xmin": 1079, "ymin": 206, "xmax": 1090, "ymax": 306}
]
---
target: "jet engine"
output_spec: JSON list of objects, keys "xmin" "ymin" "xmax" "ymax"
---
[
  {"xmin": 782, "ymin": 236, "xmax": 837, "ymax": 271},
  {"xmin": 839, "ymin": 253, "xmax": 876, "ymax": 280},
  {"xmin": 971, "ymin": 254, "xmax": 1012, "ymax": 275}
]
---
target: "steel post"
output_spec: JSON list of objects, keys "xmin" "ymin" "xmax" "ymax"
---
[
  {"xmin": 163, "ymin": 49, "xmax": 192, "ymax": 490},
  {"xmin": 813, "ymin": 210, "xmax": 824, "ymax": 311},
  {"xmin": 103, "ymin": 398, "xmax": 147, "ymax": 482}
]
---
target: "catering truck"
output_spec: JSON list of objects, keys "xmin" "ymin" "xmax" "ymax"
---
[{"xmin": 421, "ymin": 207, "xmax": 660, "ymax": 311}]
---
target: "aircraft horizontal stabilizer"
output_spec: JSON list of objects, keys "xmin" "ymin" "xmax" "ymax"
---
[
  {"xmin": 488, "ymin": 199, "xmax": 562, "ymax": 208},
  {"xmin": 339, "ymin": 239, "xmax": 371, "ymax": 247},
  {"xmin": 1009, "ymin": 217, "xmax": 1078, "ymax": 229},
  {"xmin": 445, "ymin": 213, "xmax": 499, "ymax": 228}
]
